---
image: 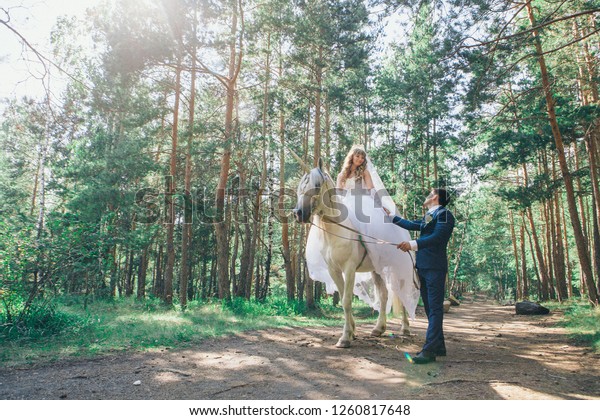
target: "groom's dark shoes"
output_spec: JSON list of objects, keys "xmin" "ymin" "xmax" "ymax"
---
[{"xmin": 411, "ymin": 351, "xmax": 436, "ymax": 364}]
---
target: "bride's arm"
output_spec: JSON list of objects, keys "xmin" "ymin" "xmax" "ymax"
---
[
  {"xmin": 336, "ymin": 172, "xmax": 344, "ymax": 189},
  {"xmin": 363, "ymin": 170, "xmax": 375, "ymax": 190},
  {"xmin": 364, "ymin": 170, "xmax": 384, "ymax": 208}
]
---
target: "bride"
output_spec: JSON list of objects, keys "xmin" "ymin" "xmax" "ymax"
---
[{"xmin": 305, "ymin": 145, "xmax": 420, "ymax": 319}]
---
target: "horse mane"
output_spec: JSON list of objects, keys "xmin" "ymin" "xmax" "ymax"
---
[{"xmin": 309, "ymin": 167, "xmax": 334, "ymax": 190}]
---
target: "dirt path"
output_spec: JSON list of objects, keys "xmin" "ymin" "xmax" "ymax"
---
[{"xmin": 1, "ymin": 297, "xmax": 599, "ymax": 400}]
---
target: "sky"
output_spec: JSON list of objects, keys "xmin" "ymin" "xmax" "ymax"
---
[
  {"xmin": 0, "ymin": 0, "xmax": 405, "ymax": 105},
  {"xmin": 0, "ymin": 0, "xmax": 104, "ymax": 101}
]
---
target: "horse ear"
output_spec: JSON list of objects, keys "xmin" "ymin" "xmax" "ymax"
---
[
  {"xmin": 288, "ymin": 148, "xmax": 311, "ymax": 173},
  {"xmin": 318, "ymin": 157, "xmax": 324, "ymax": 171}
]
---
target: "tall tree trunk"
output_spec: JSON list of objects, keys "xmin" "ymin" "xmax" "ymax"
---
[
  {"xmin": 526, "ymin": 2, "xmax": 598, "ymax": 304},
  {"xmin": 572, "ymin": 28, "xmax": 592, "ymax": 268},
  {"xmin": 237, "ymin": 167, "xmax": 251, "ymax": 298},
  {"xmin": 581, "ymin": 19, "xmax": 600, "ymax": 103},
  {"xmin": 110, "ymin": 245, "xmax": 117, "ymax": 297},
  {"xmin": 164, "ymin": 57, "xmax": 182, "ymax": 305},
  {"xmin": 261, "ymin": 33, "xmax": 273, "ymax": 301},
  {"xmin": 180, "ymin": 15, "xmax": 198, "ymax": 308},
  {"xmin": 433, "ymin": 118, "xmax": 438, "ymax": 184},
  {"xmin": 572, "ymin": 145, "xmax": 589, "ymax": 297},
  {"xmin": 30, "ymin": 151, "xmax": 41, "ymax": 216},
  {"xmin": 579, "ymin": 19, "xmax": 600, "ymax": 290},
  {"xmin": 325, "ymin": 97, "xmax": 331, "ymax": 170},
  {"xmin": 552, "ymin": 155, "xmax": 568, "ymax": 301},
  {"xmin": 210, "ymin": 253, "xmax": 218, "ymax": 298},
  {"xmin": 313, "ymin": 46, "xmax": 323, "ymax": 165},
  {"xmin": 125, "ymin": 249, "xmax": 135, "ymax": 297},
  {"xmin": 573, "ymin": 143, "xmax": 590, "ymax": 248},
  {"xmin": 278, "ymin": 49, "xmax": 294, "ymax": 300},
  {"xmin": 154, "ymin": 243, "xmax": 164, "ymax": 298},
  {"xmin": 363, "ymin": 96, "xmax": 369, "ymax": 149},
  {"xmin": 561, "ymin": 201, "xmax": 573, "ymax": 298},
  {"xmin": 524, "ymin": 221, "xmax": 542, "ymax": 297},
  {"xmin": 306, "ymin": 117, "xmax": 317, "ymax": 307},
  {"xmin": 524, "ymin": 160, "xmax": 550, "ymax": 299},
  {"xmin": 230, "ymin": 202, "xmax": 240, "ymax": 296},
  {"xmin": 509, "ymin": 208, "xmax": 522, "ymax": 299},
  {"xmin": 137, "ymin": 246, "xmax": 148, "ymax": 299},
  {"xmin": 264, "ymin": 158, "xmax": 274, "ymax": 301},
  {"xmin": 297, "ymin": 225, "xmax": 305, "ymax": 302},
  {"xmin": 214, "ymin": 3, "xmax": 242, "ymax": 301},
  {"xmin": 520, "ymin": 213, "xmax": 528, "ymax": 300},
  {"xmin": 584, "ymin": 133, "xmax": 600, "ymax": 285},
  {"xmin": 594, "ymin": 214, "xmax": 600, "ymax": 295},
  {"xmin": 248, "ymin": 183, "xmax": 263, "ymax": 300},
  {"xmin": 543, "ymin": 197, "xmax": 556, "ymax": 300}
]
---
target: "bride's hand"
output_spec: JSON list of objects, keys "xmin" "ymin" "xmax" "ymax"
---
[{"xmin": 383, "ymin": 207, "xmax": 391, "ymax": 216}]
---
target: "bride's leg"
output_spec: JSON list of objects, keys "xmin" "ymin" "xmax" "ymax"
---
[{"xmin": 370, "ymin": 272, "xmax": 387, "ymax": 337}]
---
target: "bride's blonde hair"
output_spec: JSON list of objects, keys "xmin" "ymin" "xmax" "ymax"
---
[{"xmin": 339, "ymin": 145, "xmax": 367, "ymax": 187}]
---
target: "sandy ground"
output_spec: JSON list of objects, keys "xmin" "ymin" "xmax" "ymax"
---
[{"xmin": 1, "ymin": 295, "xmax": 599, "ymax": 400}]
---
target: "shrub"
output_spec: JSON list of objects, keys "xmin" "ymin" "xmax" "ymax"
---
[{"xmin": 0, "ymin": 298, "xmax": 91, "ymax": 340}]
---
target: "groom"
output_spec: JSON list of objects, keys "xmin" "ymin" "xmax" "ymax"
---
[{"xmin": 386, "ymin": 188, "xmax": 455, "ymax": 364}]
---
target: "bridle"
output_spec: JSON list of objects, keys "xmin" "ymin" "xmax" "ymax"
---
[{"xmin": 297, "ymin": 168, "xmax": 331, "ymax": 219}]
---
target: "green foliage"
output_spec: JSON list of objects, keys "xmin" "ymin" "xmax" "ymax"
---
[
  {"xmin": 545, "ymin": 300, "xmax": 600, "ymax": 353},
  {"xmin": 0, "ymin": 295, "xmax": 375, "ymax": 366},
  {"xmin": 451, "ymin": 186, "xmax": 517, "ymax": 297},
  {"xmin": 0, "ymin": 293, "xmax": 91, "ymax": 340},
  {"xmin": 222, "ymin": 296, "xmax": 309, "ymax": 317}
]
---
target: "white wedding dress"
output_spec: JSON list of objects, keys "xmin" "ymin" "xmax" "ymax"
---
[{"xmin": 305, "ymin": 160, "xmax": 420, "ymax": 319}]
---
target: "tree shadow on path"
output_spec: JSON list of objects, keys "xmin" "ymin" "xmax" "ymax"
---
[{"xmin": 0, "ymin": 297, "xmax": 599, "ymax": 400}]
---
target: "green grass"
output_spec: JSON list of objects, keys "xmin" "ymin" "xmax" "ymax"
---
[
  {"xmin": 544, "ymin": 299, "xmax": 600, "ymax": 353},
  {"xmin": 0, "ymin": 295, "xmax": 379, "ymax": 367}
]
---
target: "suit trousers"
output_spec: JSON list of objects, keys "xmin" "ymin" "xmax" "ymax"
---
[{"xmin": 418, "ymin": 268, "xmax": 447, "ymax": 355}]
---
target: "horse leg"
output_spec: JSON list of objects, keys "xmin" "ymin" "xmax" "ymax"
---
[
  {"xmin": 336, "ymin": 269, "xmax": 356, "ymax": 348},
  {"xmin": 393, "ymin": 297, "xmax": 411, "ymax": 336},
  {"xmin": 328, "ymin": 267, "xmax": 345, "ymax": 302},
  {"xmin": 370, "ymin": 272, "xmax": 387, "ymax": 337},
  {"xmin": 400, "ymin": 304, "xmax": 411, "ymax": 336}
]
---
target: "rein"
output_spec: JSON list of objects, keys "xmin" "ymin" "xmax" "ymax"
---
[{"xmin": 310, "ymin": 213, "xmax": 421, "ymax": 290}]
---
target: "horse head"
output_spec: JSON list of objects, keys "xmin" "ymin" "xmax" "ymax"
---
[{"xmin": 291, "ymin": 155, "xmax": 333, "ymax": 223}]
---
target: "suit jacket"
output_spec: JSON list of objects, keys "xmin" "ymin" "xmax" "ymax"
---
[{"xmin": 392, "ymin": 206, "xmax": 455, "ymax": 271}]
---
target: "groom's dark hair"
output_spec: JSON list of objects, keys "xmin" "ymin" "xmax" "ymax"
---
[{"xmin": 433, "ymin": 188, "xmax": 451, "ymax": 206}]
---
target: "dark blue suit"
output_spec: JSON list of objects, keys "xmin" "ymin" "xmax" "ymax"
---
[{"xmin": 392, "ymin": 206, "xmax": 455, "ymax": 356}]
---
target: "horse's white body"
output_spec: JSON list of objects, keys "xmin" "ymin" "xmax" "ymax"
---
[{"xmin": 294, "ymin": 161, "xmax": 409, "ymax": 348}]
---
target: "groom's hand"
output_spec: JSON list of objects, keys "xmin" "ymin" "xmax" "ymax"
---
[
  {"xmin": 383, "ymin": 207, "xmax": 391, "ymax": 216},
  {"xmin": 397, "ymin": 242, "xmax": 411, "ymax": 252}
]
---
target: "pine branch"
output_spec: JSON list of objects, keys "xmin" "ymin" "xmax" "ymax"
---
[{"xmin": 464, "ymin": 7, "xmax": 600, "ymax": 49}]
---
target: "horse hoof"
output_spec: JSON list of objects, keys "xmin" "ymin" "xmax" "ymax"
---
[
  {"xmin": 370, "ymin": 329, "xmax": 385, "ymax": 337},
  {"xmin": 402, "ymin": 329, "xmax": 411, "ymax": 337},
  {"xmin": 336, "ymin": 339, "xmax": 351, "ymax": 348}
]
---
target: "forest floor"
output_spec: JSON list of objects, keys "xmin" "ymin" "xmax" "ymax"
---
[{"xmin": 1, "ymin": 294, "xmax": 599, "ymax": 400}]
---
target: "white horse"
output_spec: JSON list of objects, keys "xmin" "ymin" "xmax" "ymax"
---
[{"xmin": 292, "ymin": 157, "xmax": 410, "ymax": 348}]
